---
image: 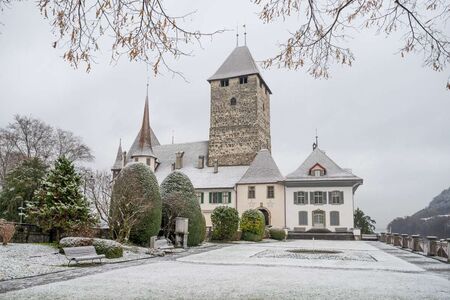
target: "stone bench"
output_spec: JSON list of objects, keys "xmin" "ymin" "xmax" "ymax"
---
[{"xmin": 63, "ymin": 246, "xmax": 105, "ymax": 266}]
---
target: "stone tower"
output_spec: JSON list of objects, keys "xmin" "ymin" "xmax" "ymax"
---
[{"xmin": 207, "ymin": 46, "xmax": 272, "ymax": 166}]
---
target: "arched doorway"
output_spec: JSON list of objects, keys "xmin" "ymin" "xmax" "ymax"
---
[
  {"xmin": 312, "ymin": 210, "xmax": 325, "ymax": 228},
  {"xmin": 258, "ymin": 208, "xmax": 270, "ymax": 226}
]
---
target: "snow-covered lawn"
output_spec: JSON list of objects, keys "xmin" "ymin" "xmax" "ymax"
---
[
  {"xmin": 2, "ymin": 240, "xmax": 449, "ymax": 299},
  {"xmin": 0, "ymin": 243, "xmax": 152, "ymax": 281}
]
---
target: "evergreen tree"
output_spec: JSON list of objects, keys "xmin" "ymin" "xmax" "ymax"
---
[
  {"xmin": 26, "ymin": 157, "xmax": 96, "ymax": 240},
  {"xmin": 160, "ymin": 171, "xmax": 206, "ymax": 246},
  {"xmin": 354, "ymin": 208, "xmax": 376, "ymax": 234},
  {"xmin": 0, "ymin": 158, "xmax": 47, "ymax": 222}
]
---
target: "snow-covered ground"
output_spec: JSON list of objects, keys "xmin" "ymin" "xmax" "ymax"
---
[
  {"xmin": 0, "ymin": 243, "xmax": 152, "ymax": 281},
  {"xmin": 2, "ymin": 240, "xmax": 449, "ymax": 299}
]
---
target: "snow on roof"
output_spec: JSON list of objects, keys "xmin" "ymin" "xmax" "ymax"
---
[
  {"xmin": 127, "ymin": 96, "xmax": 159, "ymax": 158},
  {"xmin": 286, "ymin": 148, "xmax": 362, "ymax": 182},
  {"xmin": 207, "ymin": 46, "xmax": 272, "ymax": 94},
  {"xmin": 238, "ymin": 149, "xmax": 284, "ymax": 184},
  {"xmin": 153, "ymin": 141, "xmax": 249, "ymax": 189}
]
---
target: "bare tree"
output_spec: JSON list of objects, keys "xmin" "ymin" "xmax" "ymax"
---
[
  {"xmin": 54, "ymin": 129, "xmax": 94, "ymax": 162},
  {"xmin": 0, "ymin": 130, "xmax": 21, "ymax": 183},
  {"xmin": 84, "ymin": 169, "xmax": 112, "ymax": 227},
  {"xmin": 6, "ymin": 115, "xmax": 54, "ymax": 161},
  {"xmin": 0, "ymin": 0, "xmax": 224, "ymax": 74},
  {"xmin": 253, "ymin": 0, "xmax": 450, "ymax": 88}
]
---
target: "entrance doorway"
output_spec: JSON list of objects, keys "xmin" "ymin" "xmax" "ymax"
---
[
  {"xmin": 312, "ymin": 210, "xmax": 325, "ymax": 228},
  {"xmin": 258, "ymin": 208, "xmax": 270, "ymax": 226}
]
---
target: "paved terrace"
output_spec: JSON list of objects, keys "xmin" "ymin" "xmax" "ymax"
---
[{"xmin": 1, "ymin": 240, "xmax": 449, "ymax": 299}]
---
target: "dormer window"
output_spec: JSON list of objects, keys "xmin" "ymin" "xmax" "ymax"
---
[
  {"xmin": 220, "ymin": 79, "xmax": 229, "ymax": 87},
  {"xmin": 309, "ymin": 163, "xmax": 326, "ymax": 176},
  {"xmin": 239, "ymin": 76, "xmax": 248, "ymax": 84}
]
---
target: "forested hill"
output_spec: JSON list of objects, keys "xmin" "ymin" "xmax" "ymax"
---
[{"xmin": 388, "ymin": 187, "xmax": 450, "ymax": 239}]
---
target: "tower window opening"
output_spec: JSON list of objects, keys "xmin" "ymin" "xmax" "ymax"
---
[
  {"xmin": 239, "ymin": 76, "xmax": 248, "ymax": 84},
  {"xmin": 220, "ymin": 79, "xmax": 229, "ymax": 87},
  {"xmin": 230, "ymin": 97, "xmax": 237, "ymax": 106}
]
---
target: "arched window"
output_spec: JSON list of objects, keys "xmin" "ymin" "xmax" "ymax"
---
[{"xmin": 230, "ymin": 97, "xmax": 237, "ymax": 106}]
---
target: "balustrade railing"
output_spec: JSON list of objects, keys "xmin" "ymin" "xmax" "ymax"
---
[{"xmin": 378, "ymin": 232, "xmax": 449, "ymax": 262}]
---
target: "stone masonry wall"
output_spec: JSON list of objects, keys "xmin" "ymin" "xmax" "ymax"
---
[{"xmin": 208, "ymin": 75, "xmax": 271, "ymax": 166}]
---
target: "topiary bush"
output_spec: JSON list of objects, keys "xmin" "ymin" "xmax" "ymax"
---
[
  {"xmin": 240, "ymin": 209, "xmax": 265, "ymax": 242},
  {"xmin": 160, "ymin": 171, "xmax": 206, "ymax": 246},
  {"xmin": 110, "ymin": 162, "xmax": 162, "ymax": 246},
  {"xmin": 211, "ymin": 206, "xmax": 239, "ymax": 241},
  {"xmin": 269, "ymin": 228, "xmax": 286, "ymax": 241},
  {"xmin": 59, "ymin": 237, "xmax": 123, "ymax": 258}
]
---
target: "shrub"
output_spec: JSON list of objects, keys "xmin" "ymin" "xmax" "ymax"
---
[
  {"xmin": 269, "ymin": 228, "xmax": 286, "ymax": 241},
  {"xmin": 211, "ymin": 206, "xmax": 239, "ymax": 241},
  {"xmin": 0, "ymin": 219, "xmax": 15, "ymax": 245},
  {"xmin": 160, "ymin": 172, "xmax": 206, "ymax": 246},
  {"xmin": 110, "ymin": 162, "xmax": 162, "ymax": 246},
  {"xmin": 59, "ymin": 237, "xmax": 123, "ymax": 259},
  {"xmin": 240, "ymin": 209, "xmax": 265, "ymax": 242}
]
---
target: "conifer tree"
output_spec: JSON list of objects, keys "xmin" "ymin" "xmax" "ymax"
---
[{"xmin": 27, "ymin": 156, "xmax": 96, "ymax": 240}]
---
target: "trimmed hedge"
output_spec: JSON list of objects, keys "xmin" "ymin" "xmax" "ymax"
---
[
  {"xmin": 240, "ymin": 209, "xmax": 265, "ymax": 242},
  {"xmin": 110, "ymin": 162, "xmax": 162, "ymax": 246},
  {"xmin": 211, "ymin": 206, "xmax": 240, "ymax": 241},
  {"xmin": 269, "ymin": 228, "xmax": 286, "ymax": 241},
  {"xmin": 160, "ymin": 171, "xmax": 206, "ymax": 246},
  {"xmin": 59, "ymin": 237, "xmax": 123, "ymax": 259}
]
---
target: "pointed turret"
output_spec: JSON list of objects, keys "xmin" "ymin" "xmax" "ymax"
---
[
  {"xmin": 111, "ymin": 140, "xmax": 123, "ymax": 179},
  {"xmin": 128, "ymin": 95, "xmax": 159, "ymax": 171}
]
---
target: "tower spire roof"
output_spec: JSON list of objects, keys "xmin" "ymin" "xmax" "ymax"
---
[
  {"xmin": 128, "ymin": 95, "xmax": 160, "ymax": 158},
  {"xmin": 207, "ymin": 46, "xmax": 272, "ymax": 94},
  {"xmin": 111, "ymin": 139, "xmax": 123, "ymax": 170}
]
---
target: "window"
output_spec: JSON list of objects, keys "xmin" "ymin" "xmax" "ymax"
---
[
  {"xmin": 134, "ymin": 157, "xmax": 138, "ymax": 162},
  {"xmin": 294, "ymin": 191, "xmax": 308, "ymax": 205},
  {"xmin": 220, "ymin": 79, "xmax": 229, "ymax": 87},
  {"xmin": 311, "ymin": 191, "xmax": 326, "ymax": 204},
  {"xmin": 146, "ymin": 158, "xmax": 151, "ymax": 166},
  {"xmin": 230, "ymin": 97, "xmax": 237, "ymax": 106},
  {"xmin": 314, "ymin": 170, "xmax": 322, "ymax": 177},
  {"xmin": 248, "ymin": 186, "xmax": 255, "ymax": 199},
  {"xmin": 209, "ymin": 192, "xmax": 231, "ymax": 204},
  {"xmin": 239, "ymin": 76, "xmax": 248, "ymax": 84},
  {"xmin": 196, "ymin": 192, "xmax": 204, "ymax": 204},
  {"xmin": 298, "ymin": 211, "xmax": 308, "ymax": 225},
  {"xmin": 330, "ymin": 211, "xmax": 340, "ymax": 226},
  {"xmin": 330, "ymin": 191, "xmax": 343, "ymax": 204},
  {"xmin": 267, "ymin": 186, "xmax": 275, "ymax": 198}
]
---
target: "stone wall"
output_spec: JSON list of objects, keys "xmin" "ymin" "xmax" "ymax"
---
[{"xmin": 208, "ymin": 75, "xmax": 271, "ymax": 166}]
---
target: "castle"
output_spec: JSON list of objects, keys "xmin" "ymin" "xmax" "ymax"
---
[{"xmin": 111, "ymin": 46, "xmax": 363, "ymax": 232}]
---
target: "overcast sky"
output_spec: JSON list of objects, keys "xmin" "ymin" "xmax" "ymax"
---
[{"xmin": 1, "ymin": 1, "xmax": 449, "ymax": 229}]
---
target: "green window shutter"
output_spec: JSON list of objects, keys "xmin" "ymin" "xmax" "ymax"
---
[
  {"xmin": 309, "ymin": 192, "xmax": 314, "ymax": 203},
  {"xmin": 219, "ymin": 192, "xmax": 223, "ymax": 203},
  {"xmin": 328, "ymin": 192, "xmax": 332, "ymax": 204},
  {"xmin": 209, "ymin": 192, "xmax": 212, "ymax": 204},
  {"xmin": 323, "ymin": 192, "xmax": 327, "ymax": 204},
  {"xmin": 293, "ymin": 192, "xmax": 298, "ymax": 204},
  {"xmin": 340, "ymin": 191, "xmax": 344, "ymax": 204},
  {"xmin": 305, "ymin": 192, "xmax": 309, "ymax": 204},
  {"xmin": 228, "ymin": 192, "xmax": 232, "ymax": 203},
  {"xmin": 201, "ymin": 192, "xmax": 204, "ymax": 204}
]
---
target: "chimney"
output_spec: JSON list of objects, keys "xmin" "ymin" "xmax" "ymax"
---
[
  {"xmin": 197, "ymin": 155, "xmax": 205, "ymax": 169},
  {"xmin": 175, "ymin": 151, "xmax": 184, "ymax": 169},
  {"xmin": 122, "ymin": 151, "xmax": 127, "ymax": 167},
  {"xmin": 213, "ymin": 160, "xmax": 219, "ymax": 173}
]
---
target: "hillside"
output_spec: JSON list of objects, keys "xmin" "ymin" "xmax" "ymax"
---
[{"xmin": 388, "ymin": 187, "xmax": 450, "ymax": 238}]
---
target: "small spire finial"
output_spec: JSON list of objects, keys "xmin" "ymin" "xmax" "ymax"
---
[
  {"xmin": 146, "ymin": 64, "xmax": 150, "ymax": 98},
  {"xmin": 236, "ymin": 25, "xmax": 239, "ymax": 47},
  {"xmin": 171, "ymin": 130, "xmax": 175, "ymax": 144},
  {"xmin": 313, "ymin": 129, "xmax": 319, "ymax": 150},
  {"xmin": 243, "ymin": 24, "xmax": 247, "ymax": 46}
]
